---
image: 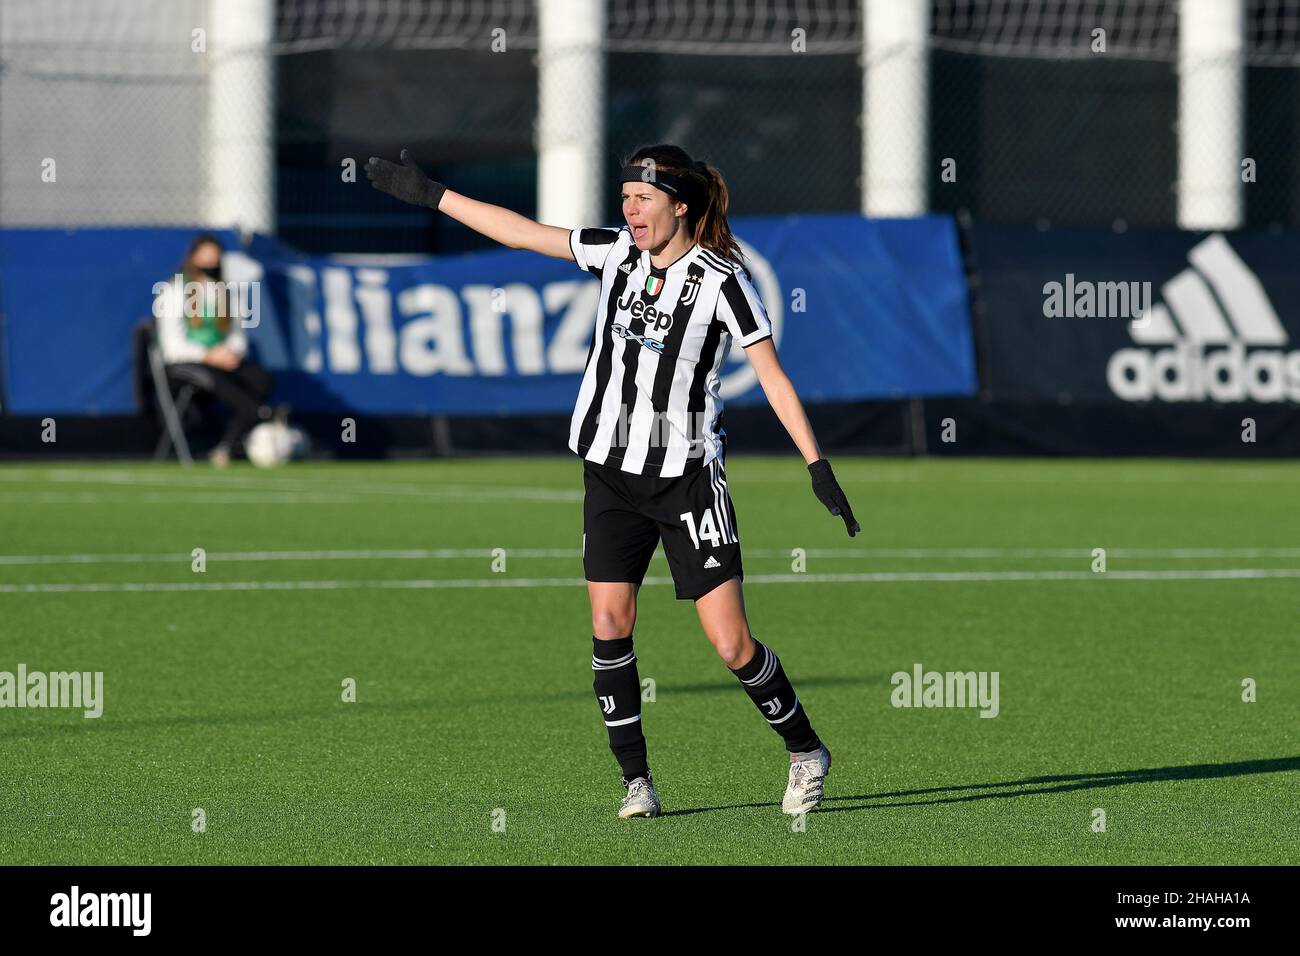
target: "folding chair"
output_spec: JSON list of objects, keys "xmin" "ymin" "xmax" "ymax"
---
[{"xmin": 133, "ymin": 318, "xmax": 197, "ymax": 466}]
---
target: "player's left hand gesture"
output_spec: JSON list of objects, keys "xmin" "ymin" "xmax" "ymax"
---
[
  {"xmin": 808, "ymin": 458, "xmax": 860, "ymax": 537},
  {"xmin": 366, "ymin": 148, "xmax": 447, "ymax": 210}
]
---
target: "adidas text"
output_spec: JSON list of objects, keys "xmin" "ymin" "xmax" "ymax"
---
[
  {"xmin": 1106, "ymin": 234, "xmax": 1297, "ymax": 403},
  {"xmin": 1109, "ymin": 342, "xmax": 1300, "ymax": 402}
]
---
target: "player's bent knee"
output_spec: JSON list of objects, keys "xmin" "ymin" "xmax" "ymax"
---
[
  {"xmin": 592, "ymin": 607, "xmax": 636, "ymax": 641},
  {"xmin": 712, "ymin": 631, "xmax": 752, "ymax": 668}
]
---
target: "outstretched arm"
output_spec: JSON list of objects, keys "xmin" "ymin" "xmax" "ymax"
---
[
  {"xmin": 366, "ymin": 149, "xmax": 574, "ymax": 260},
  {"xmin": 746, "ymin": 339, "xmax": 861, "ymax": 537},
  {"xmin": 746, "ymin": 339, "xmax": 820, "ymax": 465}
]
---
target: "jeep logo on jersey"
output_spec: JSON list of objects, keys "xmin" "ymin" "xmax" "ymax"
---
[
  {"xmin": 1107, "ymin": 234, "xmax": 1300, "ymax": 403},
  {"xmin": 616, "ymin": 287, "xmax": 674, "ymax": 333}
]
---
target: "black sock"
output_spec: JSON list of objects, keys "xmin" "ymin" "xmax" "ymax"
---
[
  {"xmin": 592, "ymin": 635, "xmax": 649, "ymax": 784},
  {"xmin": 729, "ymin": 639, "xmax": 820, "ymax": 754}
]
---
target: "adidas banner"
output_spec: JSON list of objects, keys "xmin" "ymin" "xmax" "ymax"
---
[
  {"xmin": 0, "ymin": 216, "xmax": 974, "ymax": 416},
  {"xmin": 972, "ymin": 225, "xmax": 1300, "ymax": 405}
]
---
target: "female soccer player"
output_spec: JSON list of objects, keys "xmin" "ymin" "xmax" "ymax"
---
[{"xmin": 367, "ymin": 144, "xmax": 858, "ymax": 819}]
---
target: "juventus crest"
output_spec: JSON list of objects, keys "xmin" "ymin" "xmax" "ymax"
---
[{"xmin": 679, "ymin": 272, "xmax": 702, "ymax": 307}]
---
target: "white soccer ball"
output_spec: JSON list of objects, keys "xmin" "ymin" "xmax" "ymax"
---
[{"xmin": 244, "ymin": 422, "xmax": 295, "ymax": 468}]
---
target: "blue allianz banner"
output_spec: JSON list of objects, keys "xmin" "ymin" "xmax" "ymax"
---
[
  {"xmin": 0, "ymin": 215, "xmax": 974, "ymax": 415},
  {"xmin": 0, "ymin": 228, "xmax": 239, "ymax": 416}
]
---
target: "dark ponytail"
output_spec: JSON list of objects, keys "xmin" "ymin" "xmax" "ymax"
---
[{"xmin": 624, "ymin": 145, "xmax": 745, "ymax": 269}]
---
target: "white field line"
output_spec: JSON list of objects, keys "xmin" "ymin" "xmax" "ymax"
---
[
  {"xmin": 0, "ymin": 492, "xmax": 360, "ymax": 505},
  {"xmin": 0, "ymin": 469, "xmax": 581, "ymax": 502},
  {"xmin": 0, "ymin": 488, "xmax": 578, "ymax": 505},
  {"xmin": 0, "ymin": 548, "xmax": 578, "ymax": 566},
  {"xmin": 5, "ymin": 465, "xmax": 1299, "ymax": 490},
  {"xmin": 740, "ymin": 470, "xmax": 1300, "ymax": 484},
  {"xmin": 3, "ymin": 568, "xmax": 1300, "ymax": 594},
  {"xmin": 1, "ymin": 547, "xmax": 1299, "ymax": 567}
]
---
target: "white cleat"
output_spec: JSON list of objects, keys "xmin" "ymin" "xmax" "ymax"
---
[
  {"xmin": 782, "ymin": 745, "xmax": 831, "ymax": 814},
  {"xmin": 618, "ymin": 776, "xmax": 662, "ymax": 819}
]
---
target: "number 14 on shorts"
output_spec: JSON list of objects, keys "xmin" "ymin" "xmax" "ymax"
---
[{"xmin": 679, "ymin": 510, "xmax": 729, "ymax": 549}]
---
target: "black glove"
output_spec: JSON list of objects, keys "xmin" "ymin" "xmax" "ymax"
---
[
  {"xmin": 808, "ymin": 458, "xmax": 860, "ymax": 537},
  {"xmin": 365, "ymin": 149, "xmax": 446, "ymax": 210}
]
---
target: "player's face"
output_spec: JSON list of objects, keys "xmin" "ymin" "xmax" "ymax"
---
[{"xmin": 621, "ymin": 185, "xmax": 685, "ymax": 252}]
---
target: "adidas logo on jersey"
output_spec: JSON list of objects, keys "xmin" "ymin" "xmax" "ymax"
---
[
  {"xmin": 703, "ymin": 555, "xmax": 721, "ymax": 569},
  {"xmin": 1107, "ymin": 234, "xmax": 1300, "ymax": 403},
  {"xmin": 619, "ymin": 262, "xmax": 634, "ymax": 274}
]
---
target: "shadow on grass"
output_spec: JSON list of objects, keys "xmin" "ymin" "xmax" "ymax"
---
[
  {"xmin": 660, "ymin": 756, "xmax": 1300, "ymax": 818},
  {"xmin": 0, "ymin": 676, "xmax": 876, "ymax": 741}
]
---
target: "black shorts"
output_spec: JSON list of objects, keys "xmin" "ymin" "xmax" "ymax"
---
[{"xmin": 582, "ymin": 456, "xmax": 744, "ymax": 601}]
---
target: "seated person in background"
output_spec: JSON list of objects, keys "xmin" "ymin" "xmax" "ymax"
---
[{"xmin": 155, "ymin": 234, "xmax": 274, "ymax": 467}]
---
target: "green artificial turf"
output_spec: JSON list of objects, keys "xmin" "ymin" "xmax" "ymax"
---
[{"xmin": 0, "ymin": 457, "xmax": 1296, "ymax": 864}]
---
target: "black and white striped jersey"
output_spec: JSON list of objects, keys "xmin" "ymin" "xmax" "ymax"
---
[{"xmin": 567, "ymin": 225, "xmax": 773, "ymax": 478}]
